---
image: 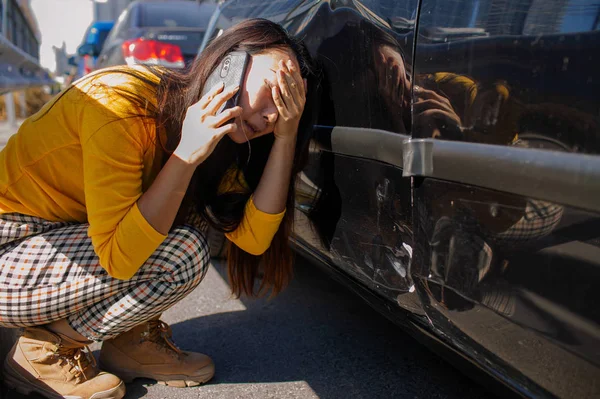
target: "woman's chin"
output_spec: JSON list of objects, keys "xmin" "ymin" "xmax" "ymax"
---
[{"xmin": 227, "ymin": 131, "xmax": 249, "ymax": 144}]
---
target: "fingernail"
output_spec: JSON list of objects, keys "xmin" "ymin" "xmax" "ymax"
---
[{"xmin": 234, "ymin": 85, "xmax": 240, "ymax": 92}]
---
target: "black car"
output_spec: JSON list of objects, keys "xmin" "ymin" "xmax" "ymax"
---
[
  {"xmin": 204, "ymin": 0, "xmax": 600, "ymax": 397},
  {"xmin": 95, "ymin": 0, "xmax": 216, "ymax": 70}
]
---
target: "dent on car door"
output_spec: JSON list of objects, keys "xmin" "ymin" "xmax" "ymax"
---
[
  {"xmin": 409, "ymin": 0, "xmax": 600, "ymax": 397},
  {"xmin": 289, "ymin": 1, "xmax": 420, "ymax": 304}
]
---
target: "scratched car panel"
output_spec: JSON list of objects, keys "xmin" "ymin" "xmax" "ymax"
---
[{"xmin": 206, "ymin": 0, "xmax": 600, "ymax": 397}]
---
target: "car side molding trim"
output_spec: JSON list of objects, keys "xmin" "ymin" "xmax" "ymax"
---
[
  {"xmin": 330, "ymin": 126, "xmax": 409, "ymax": 168},
  {"xmin": 403, "ymin": 138, "xmax": 600, "ymax": 212}
]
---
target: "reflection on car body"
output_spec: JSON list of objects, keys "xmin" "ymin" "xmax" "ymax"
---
[{"xmin": 205, "ymin": 0, "xmax": 600, "ymax": 397}]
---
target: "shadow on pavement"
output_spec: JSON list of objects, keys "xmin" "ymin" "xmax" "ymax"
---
[{"xmin": 161, "ymin": 258, "xmax": 491, "ymax": 399}]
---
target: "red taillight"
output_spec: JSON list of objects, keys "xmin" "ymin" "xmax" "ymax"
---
[{"xmin": 122, "ymin": 38, "xmax": 185, "ymax": 68}]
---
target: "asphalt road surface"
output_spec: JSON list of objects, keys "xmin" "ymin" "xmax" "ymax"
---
[{"xmin": 3, "ymin": 255, "xmax": 494, "ymax": 399}]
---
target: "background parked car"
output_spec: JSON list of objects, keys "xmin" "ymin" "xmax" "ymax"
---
[
  {"xmin": 76, "ymin": 20, "xmax": 115, "ymax": 76},
  {"xmin": 95, "ymin": 0, "xmax": 216, "ymax": 70},
  {"xmin": 205, "ymin": 0, "xmax": 600, "ymax": 398}
]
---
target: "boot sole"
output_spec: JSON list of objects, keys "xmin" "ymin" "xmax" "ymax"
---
[
  {"xmin": 4, "ymin": 360, "xmax": 126, "ymax": 399},
  {"xmin": 99, "ymin": 361, "xmax": 215, "ymax": 388}
]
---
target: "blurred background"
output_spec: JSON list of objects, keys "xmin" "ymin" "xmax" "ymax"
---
[{"xmin": 0, "ymin": 0, "xmax": 217, "ymax": 128}]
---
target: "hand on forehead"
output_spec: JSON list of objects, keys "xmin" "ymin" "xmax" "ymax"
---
[{"xmin": 252, "ymin": 48, "xmax": 300, "ymax": 84}]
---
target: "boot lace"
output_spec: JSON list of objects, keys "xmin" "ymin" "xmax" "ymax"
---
[
  {"xmin": 52, "ymin": 344, "xmax": 96, "ymax": 381},
  {"xmin": 145, "ymin": 320, "xmax": 184, "ymax": 357}
]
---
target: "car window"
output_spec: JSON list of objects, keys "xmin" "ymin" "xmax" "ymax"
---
[{"xmin": 140, "ymin": 2, "xmax": 213, "ymax": 28}]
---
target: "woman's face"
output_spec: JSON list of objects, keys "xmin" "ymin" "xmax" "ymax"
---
[{"xmin": 228, "ymin": 48, "xmax": 301, "ymax": 143}]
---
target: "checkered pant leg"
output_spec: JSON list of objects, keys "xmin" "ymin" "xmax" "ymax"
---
[{"xmin": 0, "ymin": 214, "xmax": 210, "ymax": 341}]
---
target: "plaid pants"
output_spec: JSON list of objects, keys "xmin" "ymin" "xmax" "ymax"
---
[{"xmin": 0, "ymin": 213, "xmax": 210, "ymax": 341}]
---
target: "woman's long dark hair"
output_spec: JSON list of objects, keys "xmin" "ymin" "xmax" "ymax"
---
[
  {"xmin": 41, "ymin": 19, "xmax": 317, "ymax": 297},
  {"xmin": 155, "ymin": 19, "xmax": 317, "ymax": 297}
]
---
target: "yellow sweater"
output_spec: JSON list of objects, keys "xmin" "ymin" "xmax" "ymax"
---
[{"xmin": 0, "ymin": 66, "xmax": 284, "ymax": 279}]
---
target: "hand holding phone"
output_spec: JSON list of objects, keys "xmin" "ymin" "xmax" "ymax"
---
[
  {"xmin": 174, "ymin": 52, "xmax": 250, "ymax": 166},
  {"xmin": 175, "ymin": 53, "xmax": 249, "ymax": 166}
]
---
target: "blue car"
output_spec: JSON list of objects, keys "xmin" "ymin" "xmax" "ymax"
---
[{"xmin": 76, "ymin": 21, "xmax": 115, "ymax": 76}]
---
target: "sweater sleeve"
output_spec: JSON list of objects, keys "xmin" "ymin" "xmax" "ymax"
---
[
  {"xmin": 218, "ymin": 168, "xmax": 286, "ymax": 255},
  {"xmin": 225, "ymin": 197, "xmax": 285, "ymax": 255},
  {"xmin": 79, "ymin": 89, "xmax": 166, "ymax": 280}
]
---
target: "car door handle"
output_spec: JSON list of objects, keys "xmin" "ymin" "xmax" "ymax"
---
[{"xmin": 402, "ymin": 138, "xmax": 600, "ymax": 213}]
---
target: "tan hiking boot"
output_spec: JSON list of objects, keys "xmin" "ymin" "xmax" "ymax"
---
[
  {"xmin": 3, "ymin": 327, "xmax": 125, "ymax": 399},
  {"xmin": 99, "ymin": 319, "xmax": 214, "ymax": 387}
]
